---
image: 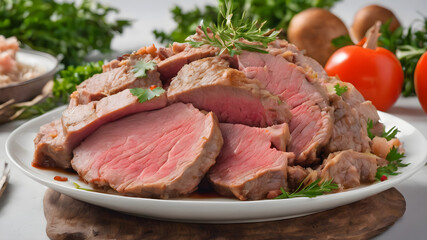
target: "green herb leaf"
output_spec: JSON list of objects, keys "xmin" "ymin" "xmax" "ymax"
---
[
  {"xmin": 381, "ymin": 126, "xmax": 399, "ymax": 141},
  {"xmin": 334, "ymin": 83, "xmax": 348, "ymax": 96},
  {"xmin": 375, "ymin": 146, "xmax": 408, "ymax": 180},
  {"xmin": 331, "ymin": 34, "xmax": 354, "ymax": 48},
  {"xmin": 367, "ymin": 120, "xmax": 400, "ymax": 141},
  {"xmin": 275, "ymin": 179, "xmax": 339, "ymax": 199},
  {"xmin": 131, "ymin": 60, "xmax": 157, "ymax": 78},
  {"xmin": 367, "ymin": 119, "xmax": 375, "ymax": 140},
  {"xmin": 73, "ymin": 182, "xmax": 94, "ymax": 192},
  {"xmin": 186, "ymin": 0, "xmax": 281, "ymax": 56},
  {"xmin": 130, "ymin": 87, "xmax": 165, "ymax": 103}
]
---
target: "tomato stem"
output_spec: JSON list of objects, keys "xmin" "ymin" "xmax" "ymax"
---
[{"xmin": 363, "ymin": 21, "xmax": 381, "ymax": 50}]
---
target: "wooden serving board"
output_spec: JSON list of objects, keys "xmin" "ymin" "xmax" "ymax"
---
[{"xmin": 43, "ymin": 188, "xmax": 405, "ymax": 240}]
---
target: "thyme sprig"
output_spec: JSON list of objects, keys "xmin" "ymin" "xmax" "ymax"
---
[
  {"xmin": 186, "ymin": 0, "xmax": 280, "ymax": 56},
  {"xmin": 367, "ymin": 119, "xmax": 399, "ymax": 141},
  {"xmin": 275, "ymin": 179, "xmax": 339, "ymax": 199}
]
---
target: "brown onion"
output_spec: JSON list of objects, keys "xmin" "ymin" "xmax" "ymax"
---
[
  {"xmin": 351, "ymin": 4, "xmax": 401, "ymax": 42},
  {"xmin": 287, "ymin": 8, "xmax": 349, "ymax": 66}
]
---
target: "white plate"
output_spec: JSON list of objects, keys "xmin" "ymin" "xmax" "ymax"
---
[{"xmin": 6, "ymin": 106, "xmax": 427, "ymax": 223}]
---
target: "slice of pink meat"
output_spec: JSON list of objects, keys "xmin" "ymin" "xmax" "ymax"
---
[
  {"xmin": 238, "ymin": 51, "xmax": 333, "ymax": 166},
  {"xmin": 208, "ymin": 123, "xmax": 294, "ymax": 200},
  {"xmin": 33, "ymin": 89, "xmax": 167, "ymax": 169},
  {"xmin": 71, "ymin": 103, "xmax": 223, "ymax": 199}
]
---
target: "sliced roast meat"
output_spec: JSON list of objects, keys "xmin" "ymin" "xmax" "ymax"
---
[
  {"xmin": 157, "ymin": 44, "xmax": 218, "ymax": 84},
  {"xmin": 72, "ymin": 103, "xmax": 223, "ymax": 199},
  {"xmin": 207, "ymin": 123, "xmax": 294, "ymax": 200},
  {"xmin": 267, "ymin": 39, "xmax": 329, "ymax": 82},
  {"xmin": 157, "ymin": 42, "xmax": 190, "ymax": 61},
  {"xmin": 168, "ymin": 57, "xmax": 291, "ymax": 127},
  {"xmin": 238, "ymin": 51, "xmax": 333, "ymax": 166},
  {"xmin": 320, "ymin": 150, "xmax": 378, "ymax": 189},
  {"xmin": 267, "ymin": 39, "xmax": 384, "ymax": 156},
  {"xmin": 287, "ymin": 165, "xmax": 309, "ymax": 191},
  {"xmin": 33, "ymin": 90, "xmax": 167, "ymax": 169},
  {"xmin": 70, "ymin": 64, "xmax": 161, "ymax": 106},
  {"xmin": 324, "ymin": 79, "xmax": 382, "ymax": 154},
  {"xmin": 33, "ymin": 119, "xmax": 68, "ymax": 168}
]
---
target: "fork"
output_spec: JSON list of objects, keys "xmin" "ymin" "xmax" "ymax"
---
[{"xmin": 0, "ymin": 162, "xmax": 10, "ymax": 198}]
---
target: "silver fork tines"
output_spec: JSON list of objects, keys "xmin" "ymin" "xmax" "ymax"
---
[{"xmin": 0, "ymin": 162, "xmax": 10, "ymax": 198}]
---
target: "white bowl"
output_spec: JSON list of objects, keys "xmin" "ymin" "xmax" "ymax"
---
[{"xmin": 0, "ymin": 49, "xmax": 59, "ymax": 103}]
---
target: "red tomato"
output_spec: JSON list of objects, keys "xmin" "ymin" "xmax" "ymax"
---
[
  {"xmin": 325, "ymin": 45, "xmax": 404, "ymax": 111},
  {"xmin": 415, "ymin": 51, "xmax": 427, "ymax": 113}
]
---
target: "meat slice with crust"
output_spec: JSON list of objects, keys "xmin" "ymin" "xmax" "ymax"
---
[
  {"xmin": 168, "ymin": 56, "xmax": 291, "ymax": 127},
  {"xmin": 238, "ymin": 51, "xmax": 333, "ymax": 166},
  {"xmin": 33, "ymin": 90, "xmax": 167, "ymax": 169},
  {"xmin": 70, "ymin": 65, "xmax": 162, "ymax": 106},
  {"xmin": 72, "ymin": 103, "xmax": 223, "ymax": 199},
  {"xmin": 268, "ymin": 39, "xmax": 384, "ymax": 155},
  {"xmin": 320, "ymin": 150, "xmax": 378, "ymax": 189},
  {"xmin": 323, "ymin": 78, "xmax": 382, "ymax": 154},
  {"xmin": 208, "ymin": 123, "xmax": 294, "ymax": 200},
  {"xmin": 157, "ymin": 44, "xmax": 219, "ymax": 84}
]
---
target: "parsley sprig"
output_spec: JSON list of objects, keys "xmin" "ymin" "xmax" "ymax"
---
[
  {"xmin": 275, "ymin": 179, "xmax": 339, "ymax": 199},
  {"xmin": 334, "ymin": 83, "xmax": 348, "ymax": 96},
  {"xmin": 367, "ymin": 119, "xmax": 400, "ymax": 141},
  {"xmin": 131, "ymin": 60, "xmax": 157, "ymax": 78},
  {"xmin": 367, "ymin": 119, "xmax": 375, "ymax": 139},
  {"xmin": 375, "ymin": 146, "xmax": 408, "ymax": 180},
  {"xmin": 130, "ymin": 87, "xmax": 165, "ymax": 103},
  {"xmin": 186, "ymin": 0, "xmax": 280, "ymax": 56},
  {"xmin": 382, "ymin": 126, "xmax": 399, "ymax": 141}
]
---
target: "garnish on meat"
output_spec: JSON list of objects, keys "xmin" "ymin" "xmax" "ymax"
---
[
  {"xmin": 185, "ymin": 0, "xmax": 280, "ymax": 56},
  {"xmin": 275, "ymin": 179, "xmax": 339, "ymax": 199}
]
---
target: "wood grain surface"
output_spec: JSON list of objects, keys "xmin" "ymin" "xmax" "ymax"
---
[{"xmin": 43, "ymin": 188, "xmax": 405, "ymax": 240}]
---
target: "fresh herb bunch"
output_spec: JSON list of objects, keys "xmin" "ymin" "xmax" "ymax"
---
[
  {"xmin": 187, "ymin": 1, "xmax": 281, "ymax": 56},
  {"xmin": 275, "ymin": 179, "xmax": 339, "ymax": 199},
  {"xmin": 154, "ymin": 0, "xmax": 342, "ymax": 44},
  {"xmin": 17, "ymin": 61, "xmax": 104, "ymax": 119},
  {"xmin": 0, "ymin": 0, "xmax": 130, "ymax": 66},
  {"xmin": 53, "ymin": 61, "xmax": 104, "ymax": 103},
  {"xmin": 375, "ymin": 146, "xmax": 408, "ymax": 180},
  {"xmin": 333, "ymin": 18, "xmax": 427, "ymax": 96},
  {"xmin": 394, "ymin": 18, "xmax": 427, "ymax": 97}
]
